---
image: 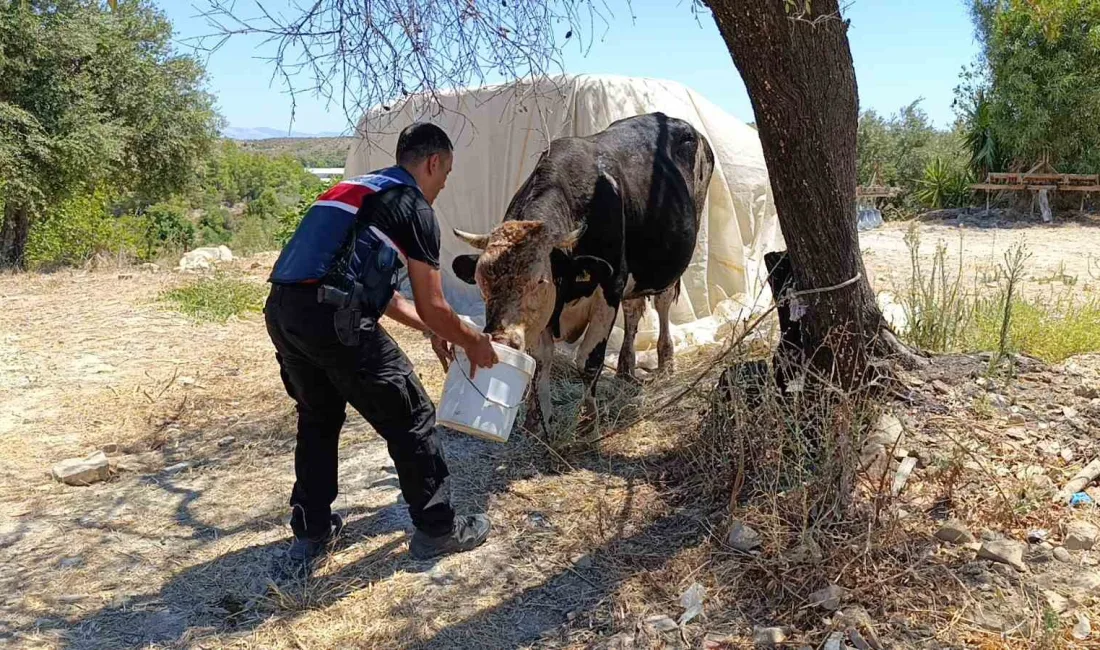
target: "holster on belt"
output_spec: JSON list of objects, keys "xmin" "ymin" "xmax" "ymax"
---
[{"xmin": 318, "ymin": 283, "xmax": 370, "ymax": 346}]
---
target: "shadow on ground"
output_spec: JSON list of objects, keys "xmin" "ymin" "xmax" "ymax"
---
[{"xmin": 3, "ymin": 367, "xmax": 703, "ymax": 650}]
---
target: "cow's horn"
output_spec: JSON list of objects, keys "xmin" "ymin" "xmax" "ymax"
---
[
  {"xmin": 453, "ymin": 228, "xmax": 490, "ymax": 250},
  {"xmin": 556, "ymin": 226, "xmax": 585, "ymax": 250}
]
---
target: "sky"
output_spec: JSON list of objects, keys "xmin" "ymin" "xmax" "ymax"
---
[{"xmin": 158, "ymin": 1, "xmax": 980, "ymax": 135}]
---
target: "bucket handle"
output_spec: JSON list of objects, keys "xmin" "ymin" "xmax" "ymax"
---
[{"xmin": 454, "ymin": 358, "xmax": 531, "ymax": 410}]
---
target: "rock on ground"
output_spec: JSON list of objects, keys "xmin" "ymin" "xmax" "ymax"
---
[
  {"xmin": 178, "ymin": 246, "xmax": 234, "ymax": 273},
  {"xmin": 977, "ymin": 539, "xmax": 1027, "ymax": 572},
  {"xmin": 808, "ymin": 584, "xmax": 846, "ymax": 611},
  {"xmin": 1044, "ymin": 590, "xmax": 1070, "ymax": 615},
  {"xmin": 727, "ymin": 521, "xmax": 762, "ymax": 552},
  {"xmin": 1054, "ymin": 546, "xmax": 1074, "ymax": 563},
  {"xmin": 752, "ymin": 626, "xmax": 789, "ymax": 647},
  {"xmin": 861, "ymin": 412, "xmax": 905, "ymax": 476},
  {"xmin": 1073, "ymin": 614, "xmax": 1091, "ymax": 641},
  {"xmin": 1064, "ymin": 521, "xmax": 1099, "ymax": 551},
  {"xmin": 935, "ymin": 520, "xmax": 975, "ymax": 545},
  {"xmin": 51, "ymin": 451, "xmax": 110, "ymax": 486}
]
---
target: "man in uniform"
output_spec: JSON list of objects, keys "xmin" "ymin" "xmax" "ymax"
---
[{"xmin": 264, "ymin": 123, "xmax": 498, "ymax": 564}]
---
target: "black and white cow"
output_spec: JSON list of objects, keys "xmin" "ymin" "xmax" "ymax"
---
[{"xmin": 452, "ymin": 112, "xmax": 715, "ymax": 428}]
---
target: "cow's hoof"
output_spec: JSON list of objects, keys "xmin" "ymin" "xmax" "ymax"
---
[
  {"xmin": 653, "ymin": 364, "xmax": 675, "ymax": 379},
  {"xmin": 615, "ymin": 370, "xmax": 644, "ymax": 386}
]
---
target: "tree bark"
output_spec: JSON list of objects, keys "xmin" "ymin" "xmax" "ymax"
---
[
  {"xmin": 0, "ymin": 201, "xmax": 32, "ymax": 271},
  {"xmin": 704, "ymin": 0, "xmax": 901, "ymax": 387}
]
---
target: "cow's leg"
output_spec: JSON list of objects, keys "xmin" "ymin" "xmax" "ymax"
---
[
  {"xmin": 616, "ymin": 297, "xmax": 645, "ymax": 383},
  {"xmin": 523, "ymin": 329, "xmax": 555, "ymax": 433},
  {"xmin": 654, "ymin": 286, "xmax": 677, "ymax": 376},
  {"xmin": 575, "ymin": 290, "xmax": 620, "ymax": 429}
]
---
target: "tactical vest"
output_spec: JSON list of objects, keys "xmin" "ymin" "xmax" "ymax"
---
[{"xmin": 270, "ymin": 166, "xmax": 417, "ymax": 321}]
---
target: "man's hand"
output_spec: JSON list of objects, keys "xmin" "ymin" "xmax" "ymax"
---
[
  {"xmin": 407, "ymin": 258, "xmax": 499, "ymax": 378},
  {"xmin": 462, "ymin": 332, "xmax": 498, "ymax": 378},
  {"xmin": 429, "ymin": 333, "xmax": 454, "ymax": 371}
]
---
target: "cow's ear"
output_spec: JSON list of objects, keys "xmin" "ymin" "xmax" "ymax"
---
[
  {"xmin": 452, "ymin": 254, "xmax": 480, "ymax": 284},
  {"xmin": 570, "ymin": 255, "xmax": 614, "ymax": 295}
]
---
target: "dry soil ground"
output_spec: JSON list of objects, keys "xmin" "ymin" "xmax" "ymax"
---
[
  {"xmin": 0, "ymin": 218, "xmax": 1099, "ymax": 649},
  {"xmin": 861, "ymin": 216, "xmax": 1100, "ymax": 298}
]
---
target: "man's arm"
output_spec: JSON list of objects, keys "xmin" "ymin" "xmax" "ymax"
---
[
  {"xmin": 383, "ymin": 292, "xmax": 429, "ymax": 334},
  {"xmin": 384, "ymin": 292, "xmax": 456, "ymax": 370},
  {"xmin": 406, "ymin": 259, "xmax": 481, "ymax": 348},
  {"xmin": 406, "ymin": 259, "xmax": 498, "ymax": 374}
]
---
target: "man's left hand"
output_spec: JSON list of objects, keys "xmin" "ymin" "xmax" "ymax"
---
[{"xmin": 428, "ymin": 332, "xmax": 454, "ymax": 371}]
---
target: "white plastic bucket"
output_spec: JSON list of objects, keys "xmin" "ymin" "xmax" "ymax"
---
[{"xmin": 437, "ymin": 341, "xmax": 536, "ymax": 443}]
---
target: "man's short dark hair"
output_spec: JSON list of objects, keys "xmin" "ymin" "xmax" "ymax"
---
[{"xmin": 396, "ymin": 122, "xmax": 453, "ymax": 167}]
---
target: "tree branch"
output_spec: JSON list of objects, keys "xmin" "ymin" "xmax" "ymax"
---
[{"xmin": 190, "ymin": 0, "xmax": 618, "ymax": 133}]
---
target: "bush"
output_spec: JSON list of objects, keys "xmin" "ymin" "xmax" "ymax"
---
[
  {"xmin": 857, "ymin": 100, "xmax": 970, "ymax": 210},
  {"xmin": 231, "ymin": 215, "xmax": 279, "ymax": 255},
  {"xmin": 21, "ymin": 139, "xmax": 332, "ymax": 271},
  {"xmin": 24, "ymin": 193, "xmax": 113, "ymax": 269},
  {"xmin": 160, "ymin": 275, "xmax": 267, "ymax": 323},
  {"xmin": 197, "ymin": 205, "xmax": 234, "ymax": 246},
  {"xmin": 25, "ymin": 191, "xmax": 139, "ymax": 269},
  {"xmin": 275, "ymin": 177, "xmax": 338, "ymax": 248},
  {"xmin": 136, "ymin": 202, "xmax": 195, "ymax": 261},
  {"xmin": 915, "ymin": 158, "xmax": 973, "ymax": 210}
]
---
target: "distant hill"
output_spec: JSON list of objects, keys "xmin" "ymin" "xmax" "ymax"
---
[
  {"xmin": 235, "ymin": 136, "xmax": 354, "ymax": 169},
  {"xmin": 222, "ymin": 126, "xmax": 346, "ymax": 140}
]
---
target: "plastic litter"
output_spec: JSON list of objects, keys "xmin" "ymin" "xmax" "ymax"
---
[
  {"xmin": 857, "ymin": 207, "xmax": 884, "ymax": 231},
  {"xmin": 678, "ymin": 582, "xmax": 705, "ymax": 626},
  {"xmin": 1070, "ymin": 492, "xmax": 1095, "ymax": 506}
]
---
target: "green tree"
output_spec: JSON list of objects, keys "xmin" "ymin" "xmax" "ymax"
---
[
  {"xmin": 0, "ymin": 0, "xmax": 219, "ymax": 269},
  {"xmin": 960, "ymin": 0, "xmax": 1100, "ymax": 173},
  {"xmin": 853, "ymin": 98, "xmax": 968, "ymax": 197}
]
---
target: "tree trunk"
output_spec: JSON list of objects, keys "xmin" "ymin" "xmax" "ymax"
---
[
  {"xmin": 0, "ymin": 201, "xmax": 32, "ymax": 271},
  {"xmin": 704, "ymin": 0, "xmax": 904, "ymax": 388}
]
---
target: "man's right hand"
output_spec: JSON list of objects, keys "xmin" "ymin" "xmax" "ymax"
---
[{"xmin": 463, "ymin": 332, "xmax": 498, "ymax": 378}]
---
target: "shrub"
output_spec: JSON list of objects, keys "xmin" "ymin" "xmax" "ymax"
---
[
  {"xmin": 915, "ymin": 158, "xmax": 973, "ymax": 210},
  {"xmin": 160, "ymin": 275, "xmax": 267, "ymax": 323},
  {"xmin": 231, "ymin": 215, "xmax": 279, "ymax": 255},
  {"xmin": 25, "ymin": 191, "xmax": 120, "ymax": 269},
  {"xmin": 136, "ymin": 202, "xmax": 195, "ymax": 261},
  {"xmin": 197, "ymin": 205, "xmax": 234, "ymax": 246}
]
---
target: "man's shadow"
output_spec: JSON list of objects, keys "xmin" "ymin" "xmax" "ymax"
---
[{"xmin": 50, "ymin": 494, "xmax": 446, "ymax": 650}]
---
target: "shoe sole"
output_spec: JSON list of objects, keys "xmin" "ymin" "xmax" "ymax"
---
[{"xmin": 409, "ymin": 535, "xmax": 489, "ymax": 561}]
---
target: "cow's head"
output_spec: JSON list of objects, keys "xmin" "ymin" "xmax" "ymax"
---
[{"xmin": 452, "ymin": 221, "xmax": 613, "ymax": 352}]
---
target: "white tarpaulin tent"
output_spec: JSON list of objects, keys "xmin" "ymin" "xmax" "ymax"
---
[{"xmin": 346, "ymin": 74, "xmax": 784, "ymax": 364}]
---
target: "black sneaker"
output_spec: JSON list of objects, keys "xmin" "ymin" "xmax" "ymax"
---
[
  {"xmin": 409, "ymin": 514, "xmax": 491, "ymax": 560},
  {"xmin": 288, "ymin": 513, "xmax": 345, "ymax": 565}
]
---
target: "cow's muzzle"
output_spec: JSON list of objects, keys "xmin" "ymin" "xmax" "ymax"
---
[{"xmin": 490, "ymin": 330, "xmax": 524, "ymax": 352}]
